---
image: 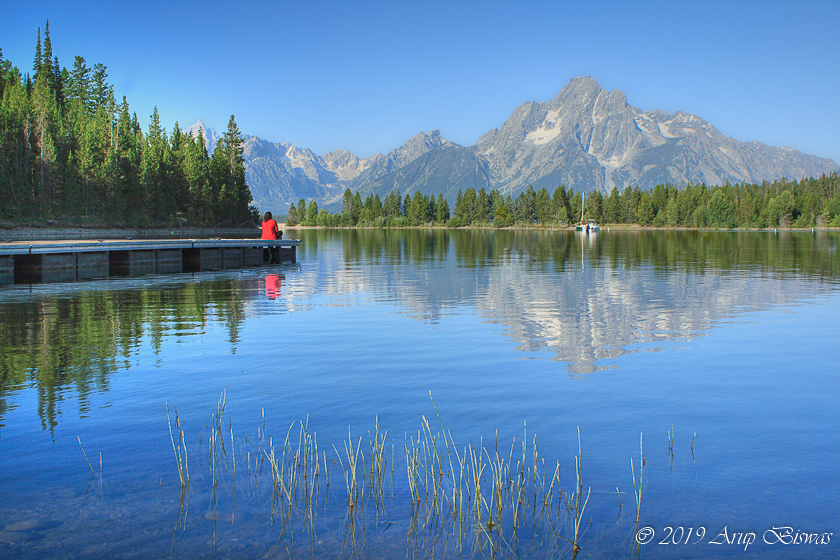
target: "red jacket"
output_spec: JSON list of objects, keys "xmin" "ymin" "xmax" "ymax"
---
[{"xmin": 261, "ymin": 219, "xmax": 280, "ymax": 240}]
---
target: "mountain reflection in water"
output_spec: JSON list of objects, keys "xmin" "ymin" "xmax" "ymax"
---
[{"xmin": 0, "ymin": 229, "xmax": 836, "ymax": 430}]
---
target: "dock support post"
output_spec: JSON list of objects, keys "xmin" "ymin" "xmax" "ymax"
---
[
  {"xmin": 0, "ymin": 256, "xmax": 14, "ymax": 285},
  {"xmin": 76, "ymin": 251, "xmax": 109, "ymax": 280}
]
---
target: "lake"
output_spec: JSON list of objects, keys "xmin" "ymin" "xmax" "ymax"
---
[{"xmin": 0, "ymin": 228, "xmax": 837, "ymax": 559}]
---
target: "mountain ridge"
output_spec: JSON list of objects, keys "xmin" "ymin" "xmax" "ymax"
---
[{"xmin": 188, "ymin": 77, "xmax": 839, "ymax": 212}]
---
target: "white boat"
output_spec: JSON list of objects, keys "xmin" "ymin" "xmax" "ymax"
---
[{"xmin": 575, "ymin": 198, "xmax": 599, "ymax": 232}]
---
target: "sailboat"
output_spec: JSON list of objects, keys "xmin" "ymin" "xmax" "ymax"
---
[{"xmin": 575, "ymin": 196, "xmax": 600, "ymax": 232}]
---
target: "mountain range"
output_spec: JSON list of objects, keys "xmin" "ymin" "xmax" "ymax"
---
[{"xmin": 187, "ymin": 76, "xmax": 839, "ymax": 212}]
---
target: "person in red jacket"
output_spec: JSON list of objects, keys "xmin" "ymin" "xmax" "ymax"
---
[
  {"xmin": 261, "ymin": 211, "xmax": 283, "ymax": 263},
  {"xmin": 261, "ymin": 211, "xmax": 281, "ymax": 240}
]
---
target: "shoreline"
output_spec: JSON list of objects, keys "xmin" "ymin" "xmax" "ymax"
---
[
  {"xmin": 0, "ymin": 226, "xmax": 262, "ymax": 242},
  {"xmin": 283, "ymin": 223, "xmax": 838, "ymax": 232},
  {"xmin": 1, "ymin": 223, "xmax": 836, "ymax": 242}
]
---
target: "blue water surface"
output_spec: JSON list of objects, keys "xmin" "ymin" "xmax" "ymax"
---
[{"xmin": 0, "ymin": 229, "xmax": 837, "ymax": 559}]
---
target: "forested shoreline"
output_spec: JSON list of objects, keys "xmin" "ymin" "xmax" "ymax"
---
[
  {"xmin": 0, "ymin": 22, "xmax": 255, "ymax": 228},
  {"xmin": 287, "ymin": 173, "xmax": 840, "ymax": 229},
  {"xmin": 3, "ymin": 23, "xmax": 839, "ymax": 232}
]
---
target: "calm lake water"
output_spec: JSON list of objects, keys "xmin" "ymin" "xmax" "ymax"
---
[{"xmin": 0, "ymin": 229, "xmax": 837, "ymax": 559}]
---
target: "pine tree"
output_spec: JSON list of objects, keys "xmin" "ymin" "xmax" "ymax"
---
[
  {"xmin": 220, "ymin": 115, "xmax": 250, "ymax": 224},
  {"xmin": 91, "ymin": 63, "xmax": 113, "ymax": 111},
  {"xmin": 286, "ymin": 202, "xmax": 298, "ymax": 225},
  {"xmin": 305, "ymin": 199, "xmax": 319, "ymax": 224},
  {"xmin": 296, "ymin": 199, "xmax": 307, "ymax": 225},
  {"xmin": 371, "ymin": 194, "xmax": 383, "ymax": 220},
  {"xmin": 477, "ymin": 187, "xmax": 490, "ymax": 222},
  {"xmin": 33, "ymin": 27, "xmax": 42, "ymax": 77},
  {"xmin": 117, "ymin": 98, "xmax": 141, "ymax": 222},
  {"xmin": 341, "ymin": 188, "xmax": 356, "ymax": 225},
  {"xmin": 351, "ymin": 192, "xmax": 362, "ymax": 224},
  {"xmin": 40, "ymin": 21, "xmax": 54, "ymax": 90},
  {"xmin": 436, "ymin": 194, "xmax": 450, "ymax": 223},
  {"xmin": 67, "ymin": 56, "xmax": 92, "ymax": 112},
  {"xmin": 141, "ymin": 107, "xmax": 171, "ymax": 223}
]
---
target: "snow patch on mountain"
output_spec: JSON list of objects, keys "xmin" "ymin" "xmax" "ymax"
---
[{"xmin": 526, "ymin": 110, "xmax": 562, "ymax": 144}]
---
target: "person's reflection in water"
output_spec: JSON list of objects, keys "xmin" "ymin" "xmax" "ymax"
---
[{"xmin": 264, "ymin": 274, "xmax": 282, "ymax": 300}]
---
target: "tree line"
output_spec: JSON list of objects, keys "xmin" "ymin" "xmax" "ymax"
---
[
  {"xmin": 287, "ymin": 173, "xmax": 840, "ymax": 229},
  {"xmin": 0, "ymin": 21, "xmax": 255, "ymax": 227}
]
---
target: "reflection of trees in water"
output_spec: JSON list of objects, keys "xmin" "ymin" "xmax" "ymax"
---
[
  {"xmin": 0, "ymin": 279, "xmax": 250, "ymax": 432},
  {"xmin": 1, "ymin": 230, "xmax": 836, "ymax": 429}
]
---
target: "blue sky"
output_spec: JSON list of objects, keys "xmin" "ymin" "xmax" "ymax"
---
[{"xmin": 3, "ymin": 0, "xmax": 839, "ymax": 163}]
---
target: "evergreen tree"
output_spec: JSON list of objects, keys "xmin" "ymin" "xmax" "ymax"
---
[
  {"xmin": 409, "ymin": 191, "xmax": 429, "ymax": 224},
  {"xmin": 552, "ymin": 185, "xmax": 570, "ymax": 223},
  {"xmin": 436, "ymin": 194, "xmax": 450, "ymax": 223},
  {"xmin": 605, "ymin": 187, "xmax": 622, "ymax": 223},
  {"xmin": 352, "ymin": 192, "xmax": 362, "ymax": 224},
  {"xmin": 569, "ymin": 191, "xmax": 582, "ymax": 224},
  {"xmin": 91, "ymin": 63, "xmax": 113, "ymax": 112},
  {"xmin": 305, "ymin": 199, "xmax": 319, "ymax": 225},
  {"xmin": 220, "ymin": 115, "xmax": 250, "ymax": 224},
  {"xmin": 586, "ymin": 190, "xmax": 603, "ymax": 222},
  {"xmin": 371, "ymin": 193, "xmax": 383, "ymax": 221},
  {"xmin": 535, "ymin": 187, "xmax": 551, "ymax": 223},
  {"xmin": 141, "ymin": 107, "xmax": 170, "ymax": 223},
  {"xmin": 341, "ymin": 188, "xmax": 354, "ymax": 224},
  {"xmin": 495, "ymin": 200, "xmax": 512, "ymax": 227},
  {"xmin": 476, "ymin": 187, "xmax": 490, "ymax": 222},
  {"xmin": 66, "ymin": 56, "xmax": 91, "ymax": 113},
  {"xmin": 40, "ymin": 21, "xmax": 54, "ymax": 90},
  {"xmin": 118, "ymin": 98, "xmax": 141, "ymax": 222},
  {"xmin": 286, "ymin": 201, "xmax": 298, "ymax": 225},
  {"xmin": 637, "ymin": 191, "xmax": 654, "ymax": 225},
  {"xmin": 33, "ymin": 27, "xmax": 42, "ymax": 77},
  {"xmin": 296, "ymin": 199, "xmax": 306, "ymax": 224}
]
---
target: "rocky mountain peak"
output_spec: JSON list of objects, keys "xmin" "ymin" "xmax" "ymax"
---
[
  {"xmin": 185, "ymin": 120, "xmax": 220, "ymax": 153},
  {"xmin": 204, "ymin": 77, "xmax": 839, "ymax": 212},
  {"xmin": 550, "ymin": 75, "xmax": 603, "ymax": 108},
  {"xmin": 377, "ymin": 129, "xmax": 446, "ymax": 171}
]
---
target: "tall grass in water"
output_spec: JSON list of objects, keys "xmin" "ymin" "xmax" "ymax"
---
[
  {"xmin": 631, "ymin": 432, "xmax": 644, "ymax": 525},
  {"xmin": 570, "ymin": 427, "xmax": 590, "ymax": 559},
  {"xmin": 167, "ymin": 394, "xmax": 680, "ymax": 559},
  {"xmin": 166, "ymin": 404, "xmax": 189, "ymax": 487}
]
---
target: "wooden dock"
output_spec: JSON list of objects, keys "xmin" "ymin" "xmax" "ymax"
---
[{"xmin": 0, "ymin": 238, "xmax": 300, "ymax": 285}]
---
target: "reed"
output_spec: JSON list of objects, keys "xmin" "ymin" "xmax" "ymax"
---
[
  {"xmin": 368, "ymin": 416, "xmax": 388, "ymax": 513},
  {"xmin": 166, "ymin": 404, "xmax": 189, "ymax": 487},
  {"xmin": 572, "ymin": 427, "xmax": 590, "ymax": 559},
  {"xmin": 668, "ymin": 423, "xmax": 674, "ymax": 454},
  {"xmin": 667, "ymin": 423, "xmax": 675, "ymax": 472},
  {"xmin": 691, "ymin": 431, "xmax": 696, "ymax": 460},
  {"xmin": 334, "ymin": 427, "xmax": 364, "ymax": 509},
  {"xmin": 404, "ymin": 431, "xmax": 421, "ymax": 508},
  {"xmin": 165, "ymin": 395, "xmax": 679, "ymax": 559},
  {"xmin": 631, "ymin": 432, "xmax": 644, "ymax": 526},
  {"xmin": 77, "ymin": 436, "xmax": 95, "ymax": 476}
]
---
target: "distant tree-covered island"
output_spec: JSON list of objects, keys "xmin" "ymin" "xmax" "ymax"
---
[
  {"xmin": 2, "ymin": 22, "xmax": 838, "ymax": 232},
  {"xmin": 287, "ymin": 174, "xmax": 840, "ymax": 230},
  {"xmin": 0, "ymin": 21, "xmax": 255, "ymax": 229}
]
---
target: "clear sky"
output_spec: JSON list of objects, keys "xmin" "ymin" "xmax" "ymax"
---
[{"xmin": 3, "ymin": 0, "xmax": 839, "ymax": 164}]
